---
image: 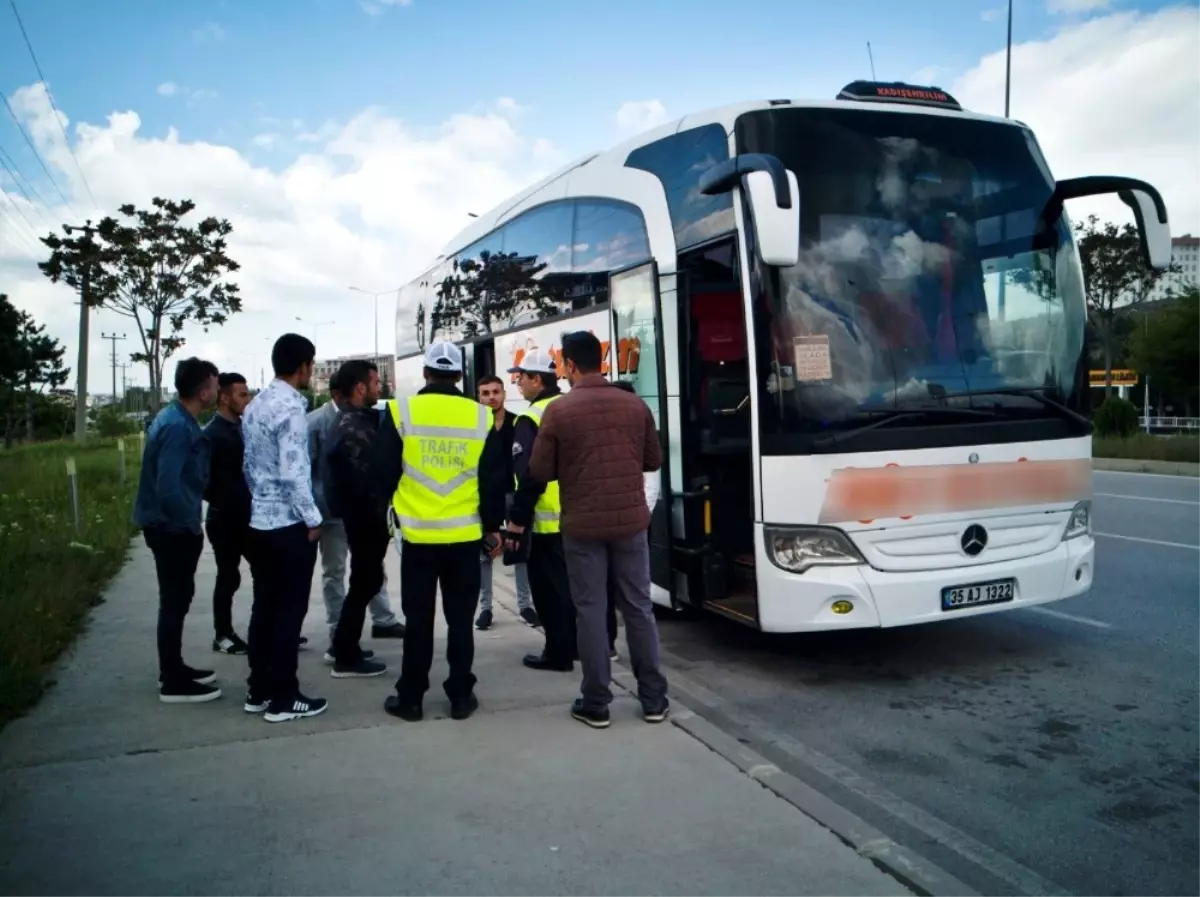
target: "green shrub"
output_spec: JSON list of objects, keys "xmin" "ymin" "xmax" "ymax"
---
[
  {"xmin": 1093, "ymin": 433, "xmax": 1200, "ymax": 463},
  {"xmin": 1093, "ymin": 396, "xmax": 1139, "ymax": 437}
]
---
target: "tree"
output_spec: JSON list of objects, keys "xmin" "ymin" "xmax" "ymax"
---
[
  {"xmin": 39, "ymin": 197, "xmax": 242, "ymax": 412},
  {"xmin": 1130, "ymin": 288, "xmax": 1199, "ymax": 417},
  {"xmin": 0, "ymin": 294, "xmax": 70, "ymax": 447},
  {"xmin": 430, "ymin": 250, "xmax": 566, "ymax": 338},
  {"xmin": 1075, "ymin": 215, "xmax": 1176, "ymax": 396}
]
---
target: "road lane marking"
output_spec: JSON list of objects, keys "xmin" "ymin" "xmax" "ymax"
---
[
  {"xmin": 1094, "ymin": 470, "xmax": 1200, "ymax": 481},
  {"xmin": 1094, "ymin": 492, "xmax": 1199, "ymax": 506},
  {"xmin": 1094, "ymin": 531, "xmax": 1200, "ymax": 550},
  {"xmin": 1024, "ymin": 607, "xmax": 1113, "ymax": 629}
]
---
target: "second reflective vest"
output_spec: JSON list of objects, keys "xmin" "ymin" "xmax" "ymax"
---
[
  {"xmin": 516, "ymin": 394, "xmax": 562, "ymax": 534},
  {"xmin": 388, "ymin": 394, "xmax": 492, "ymax": 544}
]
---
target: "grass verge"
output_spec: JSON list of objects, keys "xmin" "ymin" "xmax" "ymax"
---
[
  {"xmin": 0, "ymin": 438, "xmax": 142, "ymax": 729},
  {"xmin": 1093, "ymin": 433, "xmax": 1200, "ymax": 464}
]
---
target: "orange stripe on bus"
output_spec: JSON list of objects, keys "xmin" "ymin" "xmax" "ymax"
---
[{"xmin": 818, "ymin": 458, "xmax": 1091, "ymax": 525}]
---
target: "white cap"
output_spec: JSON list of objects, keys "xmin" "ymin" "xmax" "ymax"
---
[
  {"xmin": 507, "ymin": 348, "xmax": 558, "ymax": 375},
  {"xmin": 423, "ymin": 340, "xmax": 463, "ymax": 373}
]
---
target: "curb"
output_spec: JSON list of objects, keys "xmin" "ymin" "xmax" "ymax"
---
[
  {"xmin": 614, "ymin": 667, "xmax": 980, "ymax": 897},
  {"xmin": 1093, "ymin": 457, "xmax": 1199, "ymax": 476},
  {"xmin": 490, "ymin": 572, "xmax": 978, "ymax": 896}
]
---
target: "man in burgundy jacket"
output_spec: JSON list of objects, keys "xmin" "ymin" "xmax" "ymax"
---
[{"xmin": 527, "ymin": 331, "xmax": 669, "ymax": 729}]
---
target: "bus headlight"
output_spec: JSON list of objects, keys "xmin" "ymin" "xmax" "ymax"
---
[
  {"xmin": 1063, "ymin": 500, "xmax": 1092, "ymax": 540},
  {"xmin": 765, "ymin": 526, "xmax": 865, "ymax": 574}
]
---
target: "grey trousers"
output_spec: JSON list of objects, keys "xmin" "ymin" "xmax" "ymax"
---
[{"xmin": 563, "ymin": 531, "xmax": 668, "ymax": 713}]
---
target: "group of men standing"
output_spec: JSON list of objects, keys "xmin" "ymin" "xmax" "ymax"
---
[{"xmin": 134, "ymin": 328, "xmax": 669, "ymax": 729}]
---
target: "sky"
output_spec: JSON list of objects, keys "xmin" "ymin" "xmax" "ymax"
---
[{"xmin": 1, "ymin": 0, "xmax": 1197, "ymax": 397}]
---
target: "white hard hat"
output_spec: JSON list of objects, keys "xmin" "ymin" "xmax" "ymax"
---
[
  {"xmin": 423, "ymin": 340, "xmax": 463, "ymax": 373},
  {"xmin": 507, "ymin": 348, "xmax": 557, "ymax": 375}
]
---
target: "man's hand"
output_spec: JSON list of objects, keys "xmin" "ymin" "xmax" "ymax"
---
[
  {"xmin": 307, "ymin": 526, "xmax": 323, "ymax": 542},
  {"xmin": 485, "ymin": 532, "xmax": 504, "ymax": 558}
]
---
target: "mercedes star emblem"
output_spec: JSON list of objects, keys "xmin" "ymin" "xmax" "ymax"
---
[{"xmin": 961, "ymin": 524, "xmax": 988, "ymax": 556}]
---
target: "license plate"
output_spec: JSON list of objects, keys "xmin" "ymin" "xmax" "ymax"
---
[{"xmin": 941, "ymin": 578, "xmax": 1015, "ymax": 611}]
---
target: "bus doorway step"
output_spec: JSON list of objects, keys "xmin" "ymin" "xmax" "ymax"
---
[{"xmin": 704, "ymin": 591, "xmax": 759, "ymax": 627}]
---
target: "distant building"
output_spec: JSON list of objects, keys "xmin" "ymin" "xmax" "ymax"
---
[
  {"xmin": 1147, "ymin": 235, "xmax": 1199, "ymax": 301},
  {"xmin": 312, "ymin": 353, "xmax": 396, "ymax": 395}
]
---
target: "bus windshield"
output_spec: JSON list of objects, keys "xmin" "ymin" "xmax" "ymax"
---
[{"xmin": 735, "ymin": 107, "xmax": 1089, "ymax": 453}]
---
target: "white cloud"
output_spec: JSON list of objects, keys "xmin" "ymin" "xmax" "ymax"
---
[
  {"xmin": 0, "ymin": 85, "xmax": 560, "ymax": 395},
  {"xmin": 1047, "ymin": 0, "xmax": 1109, "ymax": 13},
  {"xmin": 951, "ymin": 4, "xmax": 1200, "ymax": 234},
  {"xmin": 192, "ymin": 21, "xmax": 227, "ymax": 43},
  {"xmin": 360, "ymin": 0, "xmax": 411, "ymax": 14},
  {"xmin": 251, "ymin": 133, "xmax": 280, "ymax": 148},
  {"xmin": 980, "ymin": 6, "xmax": 1005, "ymax": 22},
  {"xmin": 615, "ymin": 100, "xmax": 669, "ymax": 137},
  {"xmin": 156, "ymin": 82, "xmax": 178, "ymax": 97}
]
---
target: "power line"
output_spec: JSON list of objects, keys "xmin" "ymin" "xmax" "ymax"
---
[
  {"xmin": 0, "ymin": 92, "xmax": 75, "ymax": 216},
  {"xmin": 0, "ymin": 141, "xmax": 55, "ymax": 229},
  {"xmin": 7, "ymin": 0, "xmax": 98, "ymax": 212}
]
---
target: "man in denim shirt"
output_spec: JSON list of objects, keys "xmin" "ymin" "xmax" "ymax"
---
[{"xmin": 134, "ymin": 357, "xmax": 221, "ymax": 704}]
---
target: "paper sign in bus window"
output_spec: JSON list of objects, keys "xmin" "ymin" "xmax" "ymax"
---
[{"xmin": 793, "ymin": 335, "xmax": 833, "ymax": 382}]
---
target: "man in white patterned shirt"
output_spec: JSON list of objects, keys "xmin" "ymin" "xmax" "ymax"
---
[{"xmin": 242, "ymin": 333, "xmax": 328, "ymax": 723}]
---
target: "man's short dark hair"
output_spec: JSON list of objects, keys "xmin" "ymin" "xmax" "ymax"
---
[
  {"xmin": 477, "ymin": 374, "xmax": 503, "ymax": 391},
  {"xmin": 218, "ymin": 372, "xmax": 247, "ymax": 393},
  {"xmin": 175, "ymin": 357, "xmax": 219, "ymax": 399},
  {"xmin": 271, "ymin": 333, "xmax": 316, "ymax": 377},
  {"xmin": 337, "ymin": 359, "xmax": 378, "ymax": 394},
  {"xmin": 424, "ymin": 366, "xmax": 460, "ymax": 384},
  {"xmin": 561, "ymin": 331, "xmax": 603, "ymax": 374}
]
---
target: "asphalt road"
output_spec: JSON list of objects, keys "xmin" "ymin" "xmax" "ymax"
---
[{"xmin": 655, "ymin": 470, "xmax": 1199, "ymax": 897}]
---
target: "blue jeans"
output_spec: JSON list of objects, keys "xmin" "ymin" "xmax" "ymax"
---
[{"xmin": 479, "ymin": 555, "xmax": 531, "ymax": 612}]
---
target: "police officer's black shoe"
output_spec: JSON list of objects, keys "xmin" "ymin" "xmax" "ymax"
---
[
  {"xmin": 384, "ymin": 694, "xmax": 422, "ymax": 721},
  {"xmin": 523, "ymin": 652, "xmax": 573, "ymax": 672},
  {"xmin": 449, "ymin": 693, "xmax": 479, "ymax": 721}
]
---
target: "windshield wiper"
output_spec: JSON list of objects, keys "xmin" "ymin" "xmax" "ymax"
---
[
  {"xmin": 926, "ymin": 386, "xmax": 1092, "ymax": 429},
  {"xmin": 811, "ymin": 406, "xmax": 1004, "ymax": 447}
]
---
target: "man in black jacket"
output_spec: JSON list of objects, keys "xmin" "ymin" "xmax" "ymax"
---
[
  {"xmin": 203, "ymin": 372, "xmax": 253, "ymax": 655},
  {"xmin": 326, "ymin": 359, "xmax": 393, "ymax": 679},
  {"xmin": 506, "ymin": 349, "xmax": 575, "ymax": 672}
]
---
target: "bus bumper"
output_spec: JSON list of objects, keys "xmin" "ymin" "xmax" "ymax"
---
[{"xmin": 754, "ymin": 526, "xmax": 1095, "ymax": 633}]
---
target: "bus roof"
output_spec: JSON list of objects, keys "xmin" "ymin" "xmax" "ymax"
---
[{"xmin": 437, "ymin": 92, "xmax": 1023, "ymax": 261}]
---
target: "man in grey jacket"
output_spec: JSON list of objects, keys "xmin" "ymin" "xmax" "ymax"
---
[{"xmin": 308, "ymin": 371, "xmax": 405, "ymax": 658}]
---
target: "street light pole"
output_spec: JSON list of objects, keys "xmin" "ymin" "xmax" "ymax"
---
[
  {"xmin": 349, "ymin": 286, "xmax": 401, "ymax": 363},
  {"xmin": 1004, "ymin": 0, "xmax": 1013, "ymax": 118}
]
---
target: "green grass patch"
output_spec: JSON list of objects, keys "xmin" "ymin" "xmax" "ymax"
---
[
  {"xmin": 1093, "ymin": 433, "xmax": 1200, "ymax": 464},
  {"xmin": 0, "ymin": 438, "xmax": 142, "ymax": 729}
]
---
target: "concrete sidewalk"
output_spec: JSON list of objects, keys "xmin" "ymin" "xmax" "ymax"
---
[{"xmin": 0, "ymin": 536, "xmax": 910, "ymax": 896}]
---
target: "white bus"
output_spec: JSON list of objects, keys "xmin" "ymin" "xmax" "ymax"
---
[{"xmin": 391, "ymin": 80, "xmax": 1172, "ymax": 632}]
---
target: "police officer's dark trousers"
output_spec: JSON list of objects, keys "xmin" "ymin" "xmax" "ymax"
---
[
  {"xmin": 395, "ymin": 540, "xmax": 481, "ymax": 704},
  {"xmin": 527, "ymin": 532, "xmax": 576, "ymax": 664}
]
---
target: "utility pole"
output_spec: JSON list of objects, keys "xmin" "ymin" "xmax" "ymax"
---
[
  {"xmin": 1004, "ymin": 0, "xmax": 1013, "ymax": 118},
  {"xmin": 101, "ymin": 332, "xmax": 125, "ymax": 405},
  {"xmin": 65, "ymin": 220, "xmax": 98, "ymax": 443},
  {"xmin": 118, "ymin": 363, "xmax": 130, "ymax": 411}
]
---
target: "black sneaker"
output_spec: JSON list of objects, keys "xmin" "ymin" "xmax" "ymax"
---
[
  {"xmin": 384, "ymin": 694, "xmax": 423, "ymax": 721},
  {"xmin": 264, "ymin": 693, "xmax": 328, "ymax": 723},
  {"xmin": 449, "ymin": 693, "xmax": 479, "ymax": 721},
  {"xmin": 371, "ymin": 622, "xmax": 406, "ymax": 638},
  {"xmin": 523, "ymin": 653, "xmax": 572, "ymax": 672},
  {"xmin": 298, "ymin": 636, "xmax": 309, "ymax": 648},
  {"xmin": 519, "ymin": 607, "xmax": 541, "ymax": 627},
  {"xmin": 475, "ymin": 609, "xmax": 493, "ymax": 630},
  {"xmin": 323, "ymin": 647, "xmax": 375, "ymax": 664},
  {"xmin": 643, "ymin": 701, "xmax": 670, "ymax": 724},
  {"xmin": 244, "ymin": 691, "xmax": 269, "ymax": 714},
  {"xmin": 331, "ymin": 657, "xmax": 388, "ymax": 679},
  {"xmin": 160, "ymin": 679, "xmax": 222, "ymax": 704},
  {"xmin": 212, "ymin": 634, "xmax": 248, "ymax": 655},
  {"xmin": 160, "ymin": 665, "xmax": 216, "ymax": 686},
  {"xmin": 570, "ymin": 699, "xmax": 610, "ymax": 729}
]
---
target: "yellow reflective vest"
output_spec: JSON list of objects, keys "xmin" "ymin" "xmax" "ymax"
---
[
  {"xmin": 516, "ymin": 394, "xmax": 562, "ymax": 534},
  {"xmin": 388, "ymin": 393, "xmax": 492, "ymax": 544}
]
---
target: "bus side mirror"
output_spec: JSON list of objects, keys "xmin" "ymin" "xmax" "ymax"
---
[
  {"xmin": 1047, "ymin": 176, "xmax": 1171, "ymax": 270},
  {"xmin": 699, "ymin": 153, "xmax": 800, "ymax": 268},
  {"xmin": 745, "ymin": 169, "xmax": 800, "ymax": 268}
]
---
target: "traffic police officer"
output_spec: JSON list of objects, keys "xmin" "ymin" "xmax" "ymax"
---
[
  {"xmin": 505, "ymin": 348, "xmax": 576, "ymax": 672},
  {"xmin": 382, "ymin": 341, "xmax": 508, "ymax": 722}
]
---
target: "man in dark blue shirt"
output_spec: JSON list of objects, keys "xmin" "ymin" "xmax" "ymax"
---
[
  {"xmin": 134, "ymin": 357, "xmax": 221, "ymax": 704},
  {"xmin": 203, "ymin": 372, "xmax": 254, "ymax": 656}
]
